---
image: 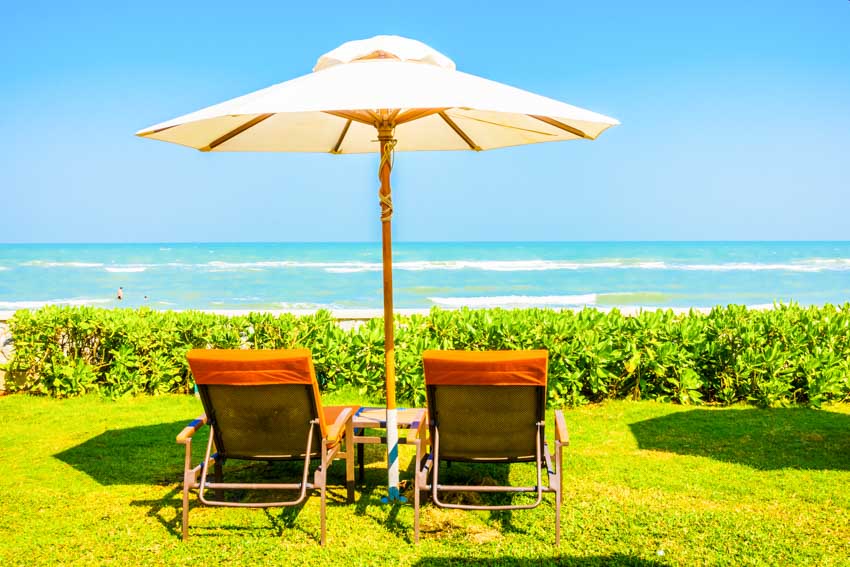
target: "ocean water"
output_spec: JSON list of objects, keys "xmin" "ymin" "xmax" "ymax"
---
[{"xmin": 0, "ymin": 242, "xmax": 848, "ymax": 313}]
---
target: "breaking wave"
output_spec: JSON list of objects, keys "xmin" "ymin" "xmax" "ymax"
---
[
  {"xmin": 104, "ymin": 266, "xmax": 148, "ymax": 273},
  {"xmin": 17, "ymin": 258, "xmax": 850, "ymax": 274},
  {"xmin": 0, "ymin": 298, "xmax": 113, "ymax": 309}
]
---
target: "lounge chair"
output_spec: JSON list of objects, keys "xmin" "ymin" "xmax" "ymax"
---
[
  {"xmin": 413, "ymin": 350, "xmax": 569, "ymax": 544},
  {"xmin": 177, "ymin": 349, "xmax": 357, "ymax": 544}
]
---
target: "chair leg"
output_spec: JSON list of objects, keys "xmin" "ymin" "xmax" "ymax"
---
[
  {"xmin": 414, "ymin": 484, "xmax": 420, "ymax": 544},
  {"xmin": 182, "ymin": 481, "xmax": 190, "ymax": 541},
  {"xmin": 320, "ymin": 482, "xmax": 327, "ymax": 546},
  {"xmin": 413, "ymin": 436, "xmax": 424, "ymax": 544},
  {"xmin": 357, "ymin": 442, "xmax": 365, "ymax": 486},
  {"xmin": 181, "ymin": 441, "xmax": 192, "ymax": 541},
  {"xmin": 555, "ymin": 488, "xmax": 561, "ymax": 546},
  {"xmin": 555, "ymin": 442, "xmax": 563, "ymax": 546},
  {"xmin": 320, "ymin": 441, "xmax": 328, "ymax": 546}
]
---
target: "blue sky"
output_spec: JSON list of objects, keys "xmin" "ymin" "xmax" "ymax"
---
[{"xmin": 3, "ymin": 0, "xmax": 849, "ymax": 243}]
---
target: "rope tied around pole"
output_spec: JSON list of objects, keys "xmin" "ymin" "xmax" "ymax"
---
[{"xmin": 378, "ymin": 138, "xmax": 397, "ymax": 222}]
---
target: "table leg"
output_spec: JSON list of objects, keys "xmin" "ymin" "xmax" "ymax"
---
[{"xmin": 357, "ymin": 434, "xmax": 365, "ymax": 485}]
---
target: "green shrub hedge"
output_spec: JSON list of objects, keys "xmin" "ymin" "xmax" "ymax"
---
[{"xmin": 3, "ymin": 304, "xmax": 850, "ymax": 407}]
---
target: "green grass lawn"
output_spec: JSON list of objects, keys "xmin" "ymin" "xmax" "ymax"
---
[{"xmin": 0, "ymin": 393, "xmax": 848, "ymax": 566}]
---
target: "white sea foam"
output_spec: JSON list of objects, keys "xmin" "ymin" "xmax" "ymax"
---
[
  {"xmin": 198, "ymin": 258, "xmax": 850, "ymax": 273},
  {"xmin": 674, "ymin": 261, "xmax": 850, "ymax": 272},
  {"xmin": 17, "ymin": 257, "xmax": 850, "ymax": 274},
  {"xmin": 429, "ymin": 294, "xmax": 598, "ymax": 308},
  {"xmin": 104, "ymin": 266, "xmax": 148, "ymax": 273},
  {"xmin": 22, "ymin": 261, "xmax": 104, "ymax": 268},
  {"xmin": 0, "ymin": 298, "xmax": 112, "ymax": 309}
]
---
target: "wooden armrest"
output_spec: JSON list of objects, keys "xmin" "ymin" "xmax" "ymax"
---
[
  {"xmin": 554, "ymin": 410, "xmax": 569, "ymax": 446},
  {"xmin": 325, "ymin": 406, "xmax": 357, "ymax": 444},
  {"xmin": 331, "ymin": 406, "xmax": 355, "ymax": 429},
  {"xmin": 176, "ymin": 414, "xmax": 207, "ymax": 444},
  {"xmin": 411, "ymin": 411, "xmax": 428, "ymax": 441}
]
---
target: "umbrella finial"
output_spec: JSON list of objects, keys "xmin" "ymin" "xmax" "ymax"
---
[{"xmin": 314, "ymin": 35, "xmax": 456, "ymax": 72}]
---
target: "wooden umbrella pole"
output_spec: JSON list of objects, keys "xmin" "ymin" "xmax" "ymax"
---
[{"xmin": 377, "ymin": 124, "xmax": 403, "ymax": 502}]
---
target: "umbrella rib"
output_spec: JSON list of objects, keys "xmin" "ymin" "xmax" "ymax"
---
[
  {"xmin": 324, "ymin": 110, "xmax": 376, "ymax": 126},
  {"xmin": 451, "ymin": 113, "xmax": 558, "ymax": 137},
  {"xmin": 438, "ymin": 111, "xmax": 481, "ymax": 151},
  {"xmin": 529, "ymin": 115, "xmax": 591, "ymax": 139},
  {"xmin": 331, "ymin": 120, "xmax": 352, "ymax": 154},
  {"xmin": 200, "ymin": 114, "xmax": 274, "ymax": 151},
  {"xmin": 395, "ymin": 108, "xmax": 447, "ymax": 125},
  {"xmin": 137, "ymin": 124, "xmax": 178, "ymax": 137}
]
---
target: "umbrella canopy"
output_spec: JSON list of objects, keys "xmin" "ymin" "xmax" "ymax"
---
[
  {"xmin": 137, "ymin": 35, "xmax": 618, "ymax": 501},
  {"xmin": 137, "ymin": 35, "xmax": 618, "ymax": 153}
]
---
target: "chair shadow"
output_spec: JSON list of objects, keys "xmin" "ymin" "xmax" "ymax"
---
[
  {"xmin": 416, "ymin": 460, "xmax": 541, "ymax": 537},
  {"xmin": 629, "ymin": 407, "xmax": 850, "ymax": 471},
  {"xmin": 129, "ymin": 487, "xmax": 183, "ymax": 539},
  {"xmin": 55, "ymin": 420, "xmax": 349, "ymax": 541},
  {"xmin": 411, "ymin": 554, "xmax": 667, "ymax": 566},
  {"xmin": 54, "ymin": 420, "xmax": 188, "ymax": 485},
  {"xmin": 128, "ymin": 458, "xmax": 355, "ymax": 541}
]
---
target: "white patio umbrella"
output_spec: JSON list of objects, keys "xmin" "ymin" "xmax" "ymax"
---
[{"xmin": 137, "ymin": 35, "xmax": 619, "ymax": 501}]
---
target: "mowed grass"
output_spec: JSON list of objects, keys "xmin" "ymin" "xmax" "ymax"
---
[{"xmin": 0, "ymin": 393, "xmax": 848, "ymax": 566}]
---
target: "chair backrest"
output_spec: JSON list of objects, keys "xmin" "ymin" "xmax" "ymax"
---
[
  {"xmin": 423, "ymin": 350, "xmax": 548, "ymax": 462},
  {"xmin": 187, "ymin": 349, "xmax": 327, "ymax": 461}
]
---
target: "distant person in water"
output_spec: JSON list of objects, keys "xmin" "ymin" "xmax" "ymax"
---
[{"xmin": 117, "ymin": 287, "xmax": 123, "ymax": 301}]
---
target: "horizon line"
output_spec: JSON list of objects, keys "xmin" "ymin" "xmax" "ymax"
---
[{"xmin": 3, "ymin": 239, "xmax": 850, "ymax": 245}]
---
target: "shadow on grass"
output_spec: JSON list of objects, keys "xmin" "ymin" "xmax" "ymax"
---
[
  {"xmin": 129, "ymin": 486, "xmax": 182, "ymax": 538},
  {"xmin": 130, "ymin": 485, "xmax": 310, "ymax": 540},
  {"xmin": 403, "ymin": 459, "xmax": 564, "ymax": 543},
  {"xmin": 411, "ymin": 555, "xmax": 667, "ymax": 566},
  {"xmin": 127, "ymin": 459, "xmax": 360, "ymax": 541},
  {"xmin": 629, "ymin": 407, "xmax": 850, "ymax": 471},
  {"xmin": 55, "ymin": 420, "xmax": 188, "ymax": 485},
  {"xmin": 426, "ymin": 461, "xmax": 527, "ymax": 536},
  {"xmin": 57, "ymin": 421, "xmax": 346, "ymax": 541}
]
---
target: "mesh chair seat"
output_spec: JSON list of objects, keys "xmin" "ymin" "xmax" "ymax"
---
[
  {"xmin": 413, "ymin": 350, "xmax": 569, "ymax": 546},
  {"xmin": 177, "ymin": 349, "xmax": 357, "ymax": 545}
]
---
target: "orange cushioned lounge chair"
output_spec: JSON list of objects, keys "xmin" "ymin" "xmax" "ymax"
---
[
  {"xmin": 413, "ymin": 350, "xmax": 569, "ymax": 544},
  {"xmin": 177, "ymin": 349, "xmax": 357, "ymax": 545}
]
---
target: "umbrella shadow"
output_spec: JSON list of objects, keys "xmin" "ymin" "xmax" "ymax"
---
[
  {"xmin": 410, "ymin": 554, "xmax": 668, "ymax": 566},
  {"xmin": 628, "ymin": 407, "xmax": 850, "ymax": 471}
]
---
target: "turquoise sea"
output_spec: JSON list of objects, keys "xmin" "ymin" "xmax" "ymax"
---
[{"xmin": 0, "ymin": 242, "xmax": 849, "ymax": 313}]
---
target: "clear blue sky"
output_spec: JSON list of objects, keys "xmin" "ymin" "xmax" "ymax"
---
[{"xmin": 3, "ymin": 0, "xmax": 849, "ymax": 243}]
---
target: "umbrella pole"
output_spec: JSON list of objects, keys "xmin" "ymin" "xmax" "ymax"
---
[{"xmin": 378, "ymin": 125, "xmax": 403, "ymax": 502}]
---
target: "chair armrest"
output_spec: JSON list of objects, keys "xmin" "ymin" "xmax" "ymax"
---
[
  {"xmin": 325, "ymin": 406, "xmax": 357, "ymax": 444},
  {"xmin": 332, "ymin": 406, "xmax": 355, "ymax": 429},
  {"xmin": 176, "ymin": 414, "xmax": 207, "ymax": 444},
  {"xmin": 554, "ymin": 410, "xmax": 569, "ymax": 446},
  {"xmin": 411, "ymin": 411, "xmax": 428, "ymax": 441}
]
